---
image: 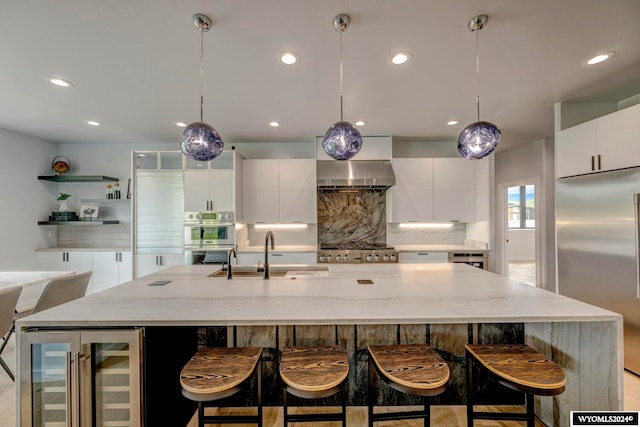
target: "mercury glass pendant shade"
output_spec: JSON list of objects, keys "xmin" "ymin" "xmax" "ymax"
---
[
  {"xmin": 322, "ymin": 121, "xmax": 362, "ymax": 160},
  {"xmin": 457, "ymin": 121, "xmax": 501, "ymax": 160},
  {"xmin": 180, "ymin": 122, "xmax": 224, "ymax": 162}
]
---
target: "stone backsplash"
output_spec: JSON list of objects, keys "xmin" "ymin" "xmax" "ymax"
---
[{"xmin": 318, "ymin": 190, "xmax": 386, "ymax": 247}]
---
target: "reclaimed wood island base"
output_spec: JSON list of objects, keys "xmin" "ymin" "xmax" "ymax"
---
[{"xmin": 16, "ymin": 264, "xmax": 622, "ymax": 427}]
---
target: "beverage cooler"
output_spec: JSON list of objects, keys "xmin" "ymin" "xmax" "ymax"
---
[{"xmin": 20, "ymin": 329, "xmax": 143, "ymax": 427}]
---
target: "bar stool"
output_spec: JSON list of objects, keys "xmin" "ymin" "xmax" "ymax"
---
[
  {"xmin": 180, "ymin": 346, "xmax": 263, "ymax": 426},
  {"xmin": 368, "ymin": 344, "xmax": 450, "ymax": 426},
  {"xmin": 465, "ymin": 344, "xmax": 566, "ymax": 427},
  {"xmin": 279, "ymin": 344, "xmax": 350, "ymax": 425}
]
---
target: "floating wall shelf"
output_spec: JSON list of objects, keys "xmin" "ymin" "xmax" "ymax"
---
[
  {"xmin": 38, "ymin": 175, "xmax": 119, "ymax": 182},
  {"xmin": 38, "ymin": 220, "xmax": 120, "ymax": 225}
]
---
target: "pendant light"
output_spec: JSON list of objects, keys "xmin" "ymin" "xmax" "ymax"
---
[
  {"xmin": 180, "ymin": 14, "xmax": 224, "ymax": 162},
  {"xmin": 457, "ymin": 15, "xmax": 501, "ymax": 160},
  {"xmin": 321, "ymin": 14, "xmax": 362, "ymax": 161}
]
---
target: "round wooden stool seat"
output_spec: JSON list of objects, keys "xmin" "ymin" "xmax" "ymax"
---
[
  {"xmin": 465, "ymin": 344, "xmax": 566, "ymax": 427},
  {"xmin": 280, "ymin": 345, "xmax": 350, "ymax": 399},
  {"xmin": 180, "ymin": 346, "xmax": 262, "ymax": 401},
  {"xmin": 369, "ymin": 344, "xmax": 450, "ymax": 397},
  {"xmin": 465, "ymin": 344, "xmax": 565, "ymax": 396}
]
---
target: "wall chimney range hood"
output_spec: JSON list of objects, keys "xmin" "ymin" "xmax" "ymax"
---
[{"xmin": 317, "ymin": 160, "xmax": 396, "ymax": 189}]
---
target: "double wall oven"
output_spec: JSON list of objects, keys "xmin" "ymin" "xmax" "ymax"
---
[{"xmin": 184, "ymin": 211, "xmax": 235, "ymax": 265}]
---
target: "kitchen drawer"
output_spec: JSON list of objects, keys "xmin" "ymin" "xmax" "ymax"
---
[{"xmin": 399, "ymin": 251, "xmax": 448, "ymax": 264}]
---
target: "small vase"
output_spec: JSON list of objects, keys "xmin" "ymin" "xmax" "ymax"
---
[{"xmin": 58, "ymin": 201, "xmax": 69, "ymax": 212}]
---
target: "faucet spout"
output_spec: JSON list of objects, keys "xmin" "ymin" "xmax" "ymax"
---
[
  {"xmin": 227, "ymin": 248, "xmax": 237, "ymax": 279},
  {"xmin": 264, "ymin": 231, "xmax": 275, "ymax": 279}
]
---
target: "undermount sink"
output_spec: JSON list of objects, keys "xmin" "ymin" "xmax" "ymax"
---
[{"xmin": 208, "ymin": 265, "xmax": 330, "ymax": 278}]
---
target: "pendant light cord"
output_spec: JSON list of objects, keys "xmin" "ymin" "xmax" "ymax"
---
[
  {"xmin": 475, "ymin": 28, "xmax": 480, "ymax": 122},
  {"xmin": 339, "ymin": 30, "xmax": 344, "ymax": 121},
  {"xmin": 200, "ymin": 25, "xmax": 205, "ymax": 123}
]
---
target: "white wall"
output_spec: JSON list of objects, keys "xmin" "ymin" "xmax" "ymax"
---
[
  {"xmin": 495, "ymin": 138, "xmax": 555, "ymax": 291},
  {"xmin": 0, "ymin": 129, "xmax": 58, "ymax": 269}
]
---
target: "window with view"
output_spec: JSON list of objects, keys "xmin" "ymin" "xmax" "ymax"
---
[{"xmin": 508, "ymin": 185, "xmax": 535, "ymax": 229}]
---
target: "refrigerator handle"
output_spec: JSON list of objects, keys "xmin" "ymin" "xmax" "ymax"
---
[
  {"xmin": 65, "ymin": 352, "xmax": 73, "ymax": 427},
  {"xmin": 72, "ymin": 352, "xmax": 82, "ymax": 427},
  {"xmin": 635, "ymin": 194, "xmax": 640, "ymax": 299}
]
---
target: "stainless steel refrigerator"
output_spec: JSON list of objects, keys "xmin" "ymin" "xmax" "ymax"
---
[{"xmin": 557, "ymin": 166, "xmax": 640, "ymax": 375}]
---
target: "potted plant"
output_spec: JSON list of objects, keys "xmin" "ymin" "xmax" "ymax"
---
[{"xmin": 57, "ymin": 193, "xmax": 72, "ymax": 212}]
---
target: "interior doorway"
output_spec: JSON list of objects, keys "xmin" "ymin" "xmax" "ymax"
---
[{"xmin": 497, "ymin": 178, "xmax": 540, "ymax": 287}]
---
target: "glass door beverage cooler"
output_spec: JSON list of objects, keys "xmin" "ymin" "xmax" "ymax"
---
[{"xmin": 20, "ymin": 329, "xmax": 143, "ymax": 427}]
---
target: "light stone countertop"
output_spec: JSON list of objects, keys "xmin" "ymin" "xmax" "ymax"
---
[
  {"xmin": 394, "ymin": 245, "xmax": 487, "ymax": 252},
  {"xmin": 36, "ymin": 247, "xmax": 132, "ymax": 252},
  {"xmin": 238, "ymin": 245, "xmax": 317, "ymax": 253},
  {"xmin": 17, "ymin": 263, "xmax": 620, "ymax": 328}
]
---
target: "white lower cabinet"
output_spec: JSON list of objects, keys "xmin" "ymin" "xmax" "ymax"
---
[
  {"xmin": 399, "ymin": 252, "xmax": 448, "ymax": 263},
  {"xmin": 134, "ymin": 253, "xmax": 184, "ymax": 278},
  {"xmin": 91, "ymin": 251, "xmax": 133, "ymax": 294},
  {"xmin": 36, "ymin": 251, "xmax": 93, "ymax": 273},
  {"xmin": 20, "ymin": 328, "xmax": 143, "ymax": 427},
  {"xmin": 237, "ymin": 252, "xmax": 316, "ymax": 266}
]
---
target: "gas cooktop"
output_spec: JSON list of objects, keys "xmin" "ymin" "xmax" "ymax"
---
[{"xmin": 317, "ymin": 245, "xmax": 398, "ymax": 264}]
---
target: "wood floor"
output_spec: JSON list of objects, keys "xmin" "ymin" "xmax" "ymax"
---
[{"xmin": 2, "ymin": 332, "xmax": 640, "ymax": 427}]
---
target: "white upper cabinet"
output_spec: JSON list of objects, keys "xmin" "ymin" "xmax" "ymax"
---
[
  {"xmin": 242, "ymin": 191, "xmax": 280, "ymax": 224},
  {"xmin": 279, "ymin": 159, "xmax": 316, "ymax": 192},
  {"xmin": 242, "ymin": 158, "xmax": 316, "ymax": 224},
  {"xmin": 243, "ymin": 159, "xmax": 279, "ymax": 191},
  {"xmin": 433, "ymin": 158, "xmax": 476, "ymax": 190},
  {"xmin": 556, "ymin": 103, "xmax": 640, "ymax": 178},
  {"xmin": 433, "ymin": 190, "xmax": 475, "ymax": 223},
  {"xmin": 388, "ymin": 157, "xmax": 477, "ymax": 223},
  {"xmin": 596, "ymin": 103, "xmax": 640, "ymax": 172},
  {"xmin": 388, "ymin": 190, "xmax": 434, "ymax": 223},
  {"xmin": 392, "ymin": 158, "xmax": 433, "ymax": 190},
  {"xmin": 556, "ymin": 120, "xmax": 598, "ymax": 178}
]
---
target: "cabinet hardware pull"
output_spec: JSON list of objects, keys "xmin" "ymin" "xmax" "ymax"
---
[
  {"xmin": 417, "ymin": 252, "xmax": 430, "ymax": 256},
  {"xmin": 159, "ymin": 256, "xmax": 163, "ymax": 266},
  {"xmin": 272, "ymin": 253, "xmax": 282, "ymax": 256},
  {"xmin": 591, "ymin": 155, "xmax": 595, "ymax": 171},
  {"xmin": 598, "ymin": 154, "xmax": 602, "ymax": 170}
]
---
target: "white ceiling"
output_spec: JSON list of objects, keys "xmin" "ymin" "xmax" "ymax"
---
[{"xmin": 1, "ymin": 0, "xmax": 640, "ymax": 152}]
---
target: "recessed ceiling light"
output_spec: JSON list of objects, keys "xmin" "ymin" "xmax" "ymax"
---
[
  {"xmin": 280, "ymin": 52, "xmax": 300, "ymax": 65},
  {"xmin": 355, "ymin": 121, "xmax": 366, "ymax": 126},
  {"xmin": 47, "ymin": 77, "xmax": 73, "ymax": 87},
  {"xmin": 447, "ymin": 120, "xmax": 458, "ymax": 126},
  {"xmin": 269, "ymin": 121, "xmax": 280, "ymax": 127},
  {"xmin": 391, "ymin": 52, "xmax": 411, "ymax": 65},
  {"xmin": 87, "ymin": 121, "xmax": 101, "ymax": 126},
  {"xmin": 176, "ymin": 122, "xmax": 187, "ymax": 127},
  {"xmin": 586, "ymin": 51, "xmax": 616, "ymax": 65}
]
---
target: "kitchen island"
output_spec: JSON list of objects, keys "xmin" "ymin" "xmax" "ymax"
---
[{"xmin": 16, "ymin": 263, "xmax": 621, "ymax": 426}]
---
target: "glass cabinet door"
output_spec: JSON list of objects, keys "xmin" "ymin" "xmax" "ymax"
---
[
  {"xmin": 20, "ymin": 331, "xmax": 81, "ymax": 427},
  {"xmin": 81, "ymin": 330, "xmax": 143, "ymax": 427}
]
